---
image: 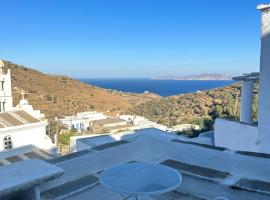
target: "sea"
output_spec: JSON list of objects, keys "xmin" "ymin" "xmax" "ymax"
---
[{"xmin": 80, "ymin": 78, "xmax": 236, "ymax": 97}]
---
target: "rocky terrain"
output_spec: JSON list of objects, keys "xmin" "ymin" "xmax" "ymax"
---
[{"xmin": 4, "ymin": 61, "xmax": 160, "ymax": 119}]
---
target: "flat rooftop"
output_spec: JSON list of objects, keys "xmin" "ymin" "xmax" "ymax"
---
[
  {"xmin": 0, "ymin": 145, "xmax": 54, "ymax": 166},
  {"xmin": 30, "ymin": 129, "xmax": 270, "ymax": 200},
  {"xmin": 2, "ymin": 128, "xmax": 270, "ymax": 200},
  {"xmin": 93, "ymin": 118, "xmax": 126, "ymax": 125}
]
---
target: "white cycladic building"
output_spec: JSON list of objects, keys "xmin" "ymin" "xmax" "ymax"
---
[
  {"xmin": 76, "ymin": 111, "xmax": 107, "ymax": 120},
  {"xmin": 15, "ymin": 90, "xmax": 45, "ymax": 120},
  {"xmin": 93, "ymin": 118, "xmax": 127, "ymax": 128},
  {"xmin": 0, "ymin": 111, "xmax": 54, "ymax": 153},
  {"xmin": 59, "ymin": 116, "xmax": 83, "ymax": 131},
  {"xmin": 214, "ymin": 4, "xmax": 270, "ymax": 153},
  {"xmin": 0, "ymin": 60, "xmax": 56, "ymax": 155},
  {"xmin": 0, "ymin": 60, "xmax": 13, "ymax": 112},
  {"xmin": 119, "ymin": 115, "xmax": 168, "ymax": 131},
  {"xmin": 59, "ymin": 111, "xmax": 108, "ymax": 132}
]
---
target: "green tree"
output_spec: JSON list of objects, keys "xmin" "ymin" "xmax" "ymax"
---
[
  {"xmin": 59, "ymin": 130, "xmax": 76, "ymax": 145},
  {"xmin": 208, "ymin": 105, "xmax": 223, "ymax": 120}
]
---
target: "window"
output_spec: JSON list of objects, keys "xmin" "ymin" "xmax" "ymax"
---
[{"xmin": 3, "ymin": 135, "xmax": 12, "ymax": 150}]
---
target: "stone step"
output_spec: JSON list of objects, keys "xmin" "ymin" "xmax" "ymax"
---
[
  {"xmin": 91, "ymin": 140, "xmax": 130, "ymax": 151},
  {"xmin": 171, "ymin": 139, "xmax": 226, "ymax": 151},
  {"xmin": 160, "ymin": 159, "xmax": 230, "ymax": 181},
  {"xmin": 176, "ymin": 172, "xmax": 270, "ymax": 200},
  {"xmin": 41, "ymin": 174, "xmax": 98, "ymax": 200},
  {"xmin": 47, "ymin": 149, "xmax": 92, "ymax": 164},
  {"xmin": 235, "ymin": 151, "xmax": 270, "ymax": 159},
  {"xmin": 232, "ymin": 178, "xmax": 270, "ymax": 195}
]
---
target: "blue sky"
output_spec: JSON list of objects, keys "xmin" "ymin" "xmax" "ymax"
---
[{"xmin": 0, "ymin": 0, "xmax": 264, "ymax": 78}]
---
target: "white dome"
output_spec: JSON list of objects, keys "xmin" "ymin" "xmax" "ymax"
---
[{"xmin": 19, "ymin": 99, "xmax": 29, "ymax": 106}]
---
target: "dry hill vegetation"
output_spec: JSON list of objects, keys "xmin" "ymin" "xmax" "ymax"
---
[
  {"xmin": 130, "ymin": 82, "xmax": 258, "ymax": 135},
  {"xmin": 4, "ymin": 61, "xmax": 160, "ymax": 119},
  {"xmin": 4, "ymin": 60, "xmax": 258, "ymax": 138}
]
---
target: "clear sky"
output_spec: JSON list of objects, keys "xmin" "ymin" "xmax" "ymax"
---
[{"xmin": 0, "ymin": 0, "xmax": 264, "ymax": 78}]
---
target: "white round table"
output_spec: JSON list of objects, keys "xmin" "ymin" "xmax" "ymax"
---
[{"xmin": 99, "ymin": 162, "xmax": 182, "ymax": 199}]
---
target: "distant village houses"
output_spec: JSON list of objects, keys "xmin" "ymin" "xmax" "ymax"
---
[
  {"xmin": 91, "ymin": 118, "xmax": 133, "ymax": 133},
  {"xmin": 59, "ymin": 111, "xmax": 107, "ymax": 132}
]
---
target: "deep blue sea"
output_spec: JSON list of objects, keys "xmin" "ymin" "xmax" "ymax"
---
[{"xmin": 80, "ymin": 79, "xmax": 236, "ymax": 97}]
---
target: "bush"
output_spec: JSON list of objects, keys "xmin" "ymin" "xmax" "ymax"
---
[
  {"xmin": 193, "ymin": 118, "xmax": 204, "ymax": 129},
  {"xmin": 208, "ymin": 105, "xmax": 223, "ymax": 119},
  {"xmin": 90, "ymin": 105, "xmax": 95, "ymax": 109},
  {"xmin": 60, "ymin": 130, "xmax": 76, "ymax": 145},
  {"xmin": 176, "ymin": 129, "xmax": 201, "ymax": 138},
  {"xmin": 203, "ymin": 117, "xmax": 214, "ymax": 130}
]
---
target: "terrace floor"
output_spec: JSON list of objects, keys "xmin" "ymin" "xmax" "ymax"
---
[{"xmin": 34, "ymin": 129, "xmax": 270, "ymax": 200}]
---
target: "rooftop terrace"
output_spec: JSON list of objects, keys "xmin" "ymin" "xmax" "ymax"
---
[
  {"xmin": 2, "ymin": 128, "xmax": 270, "ymax": 199},
  {"xmin": 2, "ymin": 2, "xmax": 270, "ymax": 200},
  {"xmin": 6, "ymin": 128, "xmax": 265, "ymax": 200}
]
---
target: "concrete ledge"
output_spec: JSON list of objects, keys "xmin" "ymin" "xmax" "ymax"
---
[
  {"xmin": 232, "ymin": 179, "xmax": 270, "ymax": 195},
  {"xmin": 47, "ymin": 149, "xmax": 92, "ymax": 164},
  {"xmin": 41, "ymin": 175, "xmax": 98, "ymax": 200},
  {"xmin": 161, "ymin": 159, "xmax": 230, "ymax": 181},
  {"xmin": 235, "ymin": 151, "xmax": 270, "ymax": 159},
  {"xmin": 171, "ymin": 139, "xmax": 226, "ymax": 151},
  {"xmin": 0, "ymin": 159, "xmax": 64, "ymax": 199},
  {"xmin": 217, "ymin": 118, "xmax": 257, "ymax": 127}
]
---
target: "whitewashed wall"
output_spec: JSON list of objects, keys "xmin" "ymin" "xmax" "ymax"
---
[
  {"xmin": 214, "ymin": 118, "xmax": 259, "ymax": 152},
  {"xmin": 0, "ymin": 122, "xmax": 56, "ymax": 153}
]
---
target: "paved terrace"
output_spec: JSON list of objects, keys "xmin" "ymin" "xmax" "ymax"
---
[{"xmin": 33, "ymin": 131, "xmax": 270, "ymax": 200}]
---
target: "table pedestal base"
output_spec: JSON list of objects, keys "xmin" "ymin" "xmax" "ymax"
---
[{"xmin": 120, "ymin": 194, "xmax": 152, "ymax": 200}]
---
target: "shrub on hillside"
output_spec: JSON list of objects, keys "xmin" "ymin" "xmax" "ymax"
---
[{"xmin": 60, "ymin": 130, "xmax": 77, "ymax": 145}]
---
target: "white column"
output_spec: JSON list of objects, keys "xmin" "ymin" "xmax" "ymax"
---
[
  {"xmin": 257, "ymin": 4, "xmax": 270, "ymax": 153},
  {"xmin": 240, "ymin": 80, "xmax": 254, "ymax": 124}
]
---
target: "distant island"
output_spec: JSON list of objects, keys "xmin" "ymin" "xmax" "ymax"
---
[{"xmin": 153, "ymin": 73, "xmax": 232, "ymax": 80}]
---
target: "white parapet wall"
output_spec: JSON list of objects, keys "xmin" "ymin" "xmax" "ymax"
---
[{"xmin": 214, "ymin": 118, "xmax": 259, "ymax": 152}]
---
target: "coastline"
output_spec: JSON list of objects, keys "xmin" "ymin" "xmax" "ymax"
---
[{"xmin": 80, "ymin": 78, "xmax": 236, "ymax": 97}]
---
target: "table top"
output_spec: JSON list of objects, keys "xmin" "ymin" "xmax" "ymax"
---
[
  {"xmin": 0, "ymin": 159, "xmax": 64, "ymax": 197},
  {"xmin": 99, "ymin": 162, "xmax": 181, "ymax": 196}
]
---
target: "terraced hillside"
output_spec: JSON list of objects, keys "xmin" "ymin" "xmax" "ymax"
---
[
  {"xmin": 130, "ymin": 82, "xmax": 259, "ymax": 129},
  {"xmin": 4, "ymin": 61, "xmax": 160, "ymax": 119},
  {"xmin": 4, "ymin": 60, "xmax": 258, "ymax": 131}
]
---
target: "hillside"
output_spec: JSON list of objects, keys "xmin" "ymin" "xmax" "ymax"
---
[
  {"xmin": 4, "ymin": 61, "xmax": 160, "ymax": 119},
  {"xmin": 3, "ymin": 60, "xmax": 258, "ymax": 131},
  {"xmin": 130, "ymin": 82, "xmax": 258, "ymax": 128}
]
